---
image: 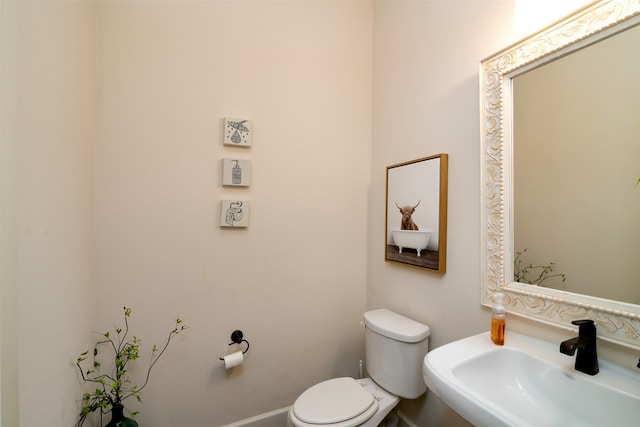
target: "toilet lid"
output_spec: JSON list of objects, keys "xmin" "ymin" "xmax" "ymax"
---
[{"xmin": 293, "ymin": 377, "xmax": 376, "ymax": 425}]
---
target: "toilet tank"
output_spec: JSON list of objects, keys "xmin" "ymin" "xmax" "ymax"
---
[{"xmin": 364, "ymin": 309, "xmax": 430, "ymax": 399}]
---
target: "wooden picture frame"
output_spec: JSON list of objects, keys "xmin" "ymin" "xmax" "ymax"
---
[{"xmin": 385, "ymin": 154, "xmax": 448, "ymax": 273}]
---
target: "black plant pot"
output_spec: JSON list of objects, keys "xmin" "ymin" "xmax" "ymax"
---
[{"xmin": 105, "ymin": 404, "xmax": 138, "ymax": 427}]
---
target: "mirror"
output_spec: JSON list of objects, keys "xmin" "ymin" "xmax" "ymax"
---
[
  {"xmin": 480, "ymin": 0, "xmax": 640, "ymax": 348},
  {"xmin": 513, "ymin": 23, "xmax": 640, "ymax": 304}
]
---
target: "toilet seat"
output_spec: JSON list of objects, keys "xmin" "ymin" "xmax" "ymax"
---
[{"xmin": 290, "ymin": 377, "xmax": 379, "ymax": 427}]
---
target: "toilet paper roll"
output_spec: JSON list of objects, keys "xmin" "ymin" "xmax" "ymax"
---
[{"xmin": 223, "ymin": 351, "xmax": 244, "ymax": 369}]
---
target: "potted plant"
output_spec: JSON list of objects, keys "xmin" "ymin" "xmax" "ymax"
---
[{"xmin": 75, "ymin": 307, "xmax": 187, "ymax": 427}]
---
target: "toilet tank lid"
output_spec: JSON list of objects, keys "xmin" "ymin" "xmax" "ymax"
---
[{"xmin": 364, "ymin": 309, "xmax": 430, "ymax": 343}]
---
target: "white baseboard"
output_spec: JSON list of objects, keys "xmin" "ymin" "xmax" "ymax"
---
[
  {"xmin": 219, "ymin": 406, "xmax": 290, "ymax": 427},
  {"xmin": 220, "ymin": 406, "xmax": 417, "ymax": 427}
]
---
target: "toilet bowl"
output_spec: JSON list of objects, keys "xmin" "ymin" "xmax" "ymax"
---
[
  {"xmin": 287, "ymin": 309, "xmax": 430, "ymax": 427},
  {"xmin": 287, "ymin": 377, "xmax": 399, "ymax": 427}
]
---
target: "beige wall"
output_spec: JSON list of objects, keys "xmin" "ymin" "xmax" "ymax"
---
[
  {"xmin": 92, "ymin": 1, "xmax": 372, "ymax": 425},
  {"xmin": 2, "ymin": 1, "xmax": 371, "ymax": 426},
  {"xmin": 370, "ymin": 1, "xmax": 515, "ymax": 425},
  {"xmin": 1, "ymin": 1, "xmax": 96, "ymax": 426}
]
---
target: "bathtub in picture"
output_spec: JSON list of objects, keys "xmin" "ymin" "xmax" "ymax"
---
[{"xmin": 391, "ymin": 227, "xmax": 433, "ymax": 257}]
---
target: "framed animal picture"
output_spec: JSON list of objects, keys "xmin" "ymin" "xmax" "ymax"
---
[{"xmin": 385, "ymin": 154, "xmax": 448, "ymax": 273}]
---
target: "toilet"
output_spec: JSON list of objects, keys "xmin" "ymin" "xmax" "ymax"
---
[{"xmin": 287, "ymin": 309, "xmax": 430, "ymax": 427}]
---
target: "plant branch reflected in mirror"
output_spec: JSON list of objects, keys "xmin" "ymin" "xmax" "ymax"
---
[{"xmin": 514, "ymin": 248, "xmax": 566, "ymax": 288}]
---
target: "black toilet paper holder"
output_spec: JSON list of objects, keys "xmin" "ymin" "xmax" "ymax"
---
[{"xmin": 219, "ymin": 330, "xmax": 250, "ymax": 361}]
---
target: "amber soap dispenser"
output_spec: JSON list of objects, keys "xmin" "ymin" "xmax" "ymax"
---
[{"xmin": 491, "ymin": 292, "xmax": 506, "ymax": 345}]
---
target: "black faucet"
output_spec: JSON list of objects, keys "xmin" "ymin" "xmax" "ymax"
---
[{"xmin": 560, "ymin": 319, "xmax": 599, "ymax": 375}]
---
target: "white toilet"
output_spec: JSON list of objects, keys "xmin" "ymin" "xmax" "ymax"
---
[{"xmin": 287, "ymin": 309, "xmax": 431, "ymax": 427}]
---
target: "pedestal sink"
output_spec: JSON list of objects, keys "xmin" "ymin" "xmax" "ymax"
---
[{"xmin": 423, "ymin": 331, "xmax": 640, "ymax": 427}]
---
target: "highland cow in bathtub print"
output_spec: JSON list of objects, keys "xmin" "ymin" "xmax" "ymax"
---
[{"xmin": 385, "ymin": 154, "xmax": 448, "ymax": 273}]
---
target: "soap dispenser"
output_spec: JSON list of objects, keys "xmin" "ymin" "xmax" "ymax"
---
[{"xmin": 491, "ymin": 292, "xmax": 506, "ymax": 345}]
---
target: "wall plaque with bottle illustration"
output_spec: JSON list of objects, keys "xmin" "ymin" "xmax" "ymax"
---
[{"xmin": 222, "ymin": 158, "xmax": 252, "ymax": 187}]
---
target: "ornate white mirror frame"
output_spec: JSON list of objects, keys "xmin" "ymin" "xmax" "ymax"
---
[{"xmin": 480, "ymin": 0, "xmax": 640, "ymax": 348}]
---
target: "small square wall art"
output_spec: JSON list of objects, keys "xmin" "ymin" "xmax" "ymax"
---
[
  {"xmin": 220, "ymin": 200, "xmax": 250, "ymax": 228},
  {"xmin": 222, "ymin": 158, "xmax": 252, "ymax": 187},
  {"xmin": 224, "ymin": 117, "xmax": 252, "ymax": 147}
]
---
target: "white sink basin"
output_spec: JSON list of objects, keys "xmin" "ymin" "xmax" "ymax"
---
[{"xmin": 423, "ymin": 331, "xmax": 640, "ymax": 427}]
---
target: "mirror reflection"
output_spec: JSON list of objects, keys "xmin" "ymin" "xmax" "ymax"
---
[{"xmin": 513, "ymin": 23, "xmax": 640, "ymax": 305}]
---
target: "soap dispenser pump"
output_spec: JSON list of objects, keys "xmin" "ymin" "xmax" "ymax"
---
[{"xmin": 491, "ymin": 292, "xmax": 506, "ymax": 345}]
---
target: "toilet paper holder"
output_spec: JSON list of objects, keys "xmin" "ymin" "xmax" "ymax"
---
[{"xmin": 219, "ymin": 329, "xmax": 250, "ymax": 361}]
